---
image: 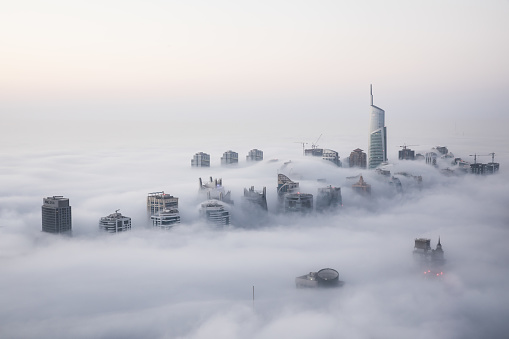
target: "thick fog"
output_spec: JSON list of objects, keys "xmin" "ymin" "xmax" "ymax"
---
[{"xmin": 1, "ymin": 128, "xmax": 508, "ymax": 339}]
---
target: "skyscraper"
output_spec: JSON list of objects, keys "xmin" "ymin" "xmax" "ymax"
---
[
  {"xmin": 368, "ymin": 85, "xmax": 387, "ymax": 169},
  {"xmin": 41, "ymin": 196, "xmax": 72, "ymax": 234}
]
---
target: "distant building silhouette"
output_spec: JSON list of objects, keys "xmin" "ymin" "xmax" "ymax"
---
[
  {"xmin": 284, "ymin": 193, "xmax": 313, "ymax": 213},
  {"xmin": 349, "ymin": 148, "xmax": 367, "ymax": 168},
  {"xmin": 246, "ymin": 149, "xmax": 263, "ymax": 162},
  {"xmin": 425, "ymin": 152, "xmax": 437, "ymax": 166},
  {"xmin": 369, "ymin": 85, "xmax": 387, "ymax": 169},
  {"xmin": 352, "ymin": 176, "xmax": 371, "ymax": 195},
  {"xmin": 99, "ymin": 210, "xmax": 131, "ymax": 233},
  {"xmin": 191, "ymin": 152, "xmax": 210, "ymax": 167},
  {"xmin": 221, "ymin": 150, "xmax": 238, "ymax": 165},
  {"xmin": 399, "ymin": 147, "xmax": 415, "ymax": 160},
  {"xmin": 243, "ymin": 186, "xmax": 267, "ymax": 211},
  {"xmin": 42, "ymin": 196, "xmax": 72, "ymax": 234},
  {"xmin": 316, "ymin": 186, "xmax": 342, "ymax": 211}
]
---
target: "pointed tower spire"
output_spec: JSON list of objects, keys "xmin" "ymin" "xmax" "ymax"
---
[
  {"xmin": 370, "ymin": 84, "xmax": 373, "ymax": 106},
  {"xmin": 438, "ymin": 236, "xmax": 441, "ymax": 246}
]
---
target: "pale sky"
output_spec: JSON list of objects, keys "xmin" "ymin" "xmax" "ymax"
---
[{"xmin": 1, "ymin": 0, "xmax": 508, "ymax": 141}]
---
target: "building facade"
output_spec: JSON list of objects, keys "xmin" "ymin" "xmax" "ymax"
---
[
  {"xmin": 349, "ymin": 148, "xmax": 367, "ymax": 168},
  {"xmin": 221, "ymin": 150, "xmax": 238, "ymax": 165},
  {"xmin": 41, "ymin": 196, "xmax": 72, "ymax": 234},
  {"xmin": 200, "ymin": 200, "xmax": 230, "ymax": 227},
  {"xmin": 243, "ymin": 186, "xmax": 268, "ymax": 211},
  {"xmin": 284, "ymin": 193, "xmax": 313, "ymax": 213},
  {"xmin": 304, "ymin": 148, "xmax": 341, "ymax": 167},
  {"xmin": 246, "ymin": 149, "xmax": 263, "ymax": 161},
  {"xmin": 99, "ymin": 210, "xmax": 131, "ymax": 233},
  {"xmin": 352, "ymin": 176, "xmax": 371, "ymax": 195},
  {"xmin": 191, "ymin": 152, "xmax": 210, "ymax": 167},
  {"xmin": 151, "ymin": 208, "xmax": 181, "ymax": 229},
  {"xmin": 368, "ymin": 85, "xmax": 387, "ymax": 169},
  {"xmin": 147, "ymin": 192, "xmax": 179, "ymax": 217}
]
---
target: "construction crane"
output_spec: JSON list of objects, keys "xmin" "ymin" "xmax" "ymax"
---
[
  {"xmin": 312, "ymin": 134, "xmax": 322, "ymax": 149},
  {"xmin": 398, "ymin": 144, "xmax": 419, "ymax": 150},
  {"xmin": 468, "ymin": 153, "xmax": 492, "ymax": 164},
  {"xmin": 294, "ymin": 141, "xmax": 308, "ymax": 155}
]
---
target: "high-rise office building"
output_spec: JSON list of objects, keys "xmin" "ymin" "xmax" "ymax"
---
[
  {"xmin": 246, "ymin": 149, "xmax": 263, "ymax": 161},
  {"xmin": 191, "ymin": 152, "xmax": 210, "ymax": 167},
  {"xmin": 368, "ymin": 85, "xmax": 387, "ymax": 169},
  {"xmin": 316, "ymin": 186, "xmax": 342, "ymax": 211},
  {"xmin": 349, "ymin": 148, "xmax": 367, "ymax": 168},
  {"xmin": 221, "ymin": 150, "xmax": 238, "ymax": 165},
  {"xmin": 41, "ymin": 196, "xmax": 72, "ymax": 234},
  {"xmin": 99, "ymin": 210, "xmax": 131, "ymax": 233}
]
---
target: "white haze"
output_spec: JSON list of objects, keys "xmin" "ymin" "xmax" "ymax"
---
[{"xmin": 1, "ymin": 127, "xmax": 509, "ymax": 339}]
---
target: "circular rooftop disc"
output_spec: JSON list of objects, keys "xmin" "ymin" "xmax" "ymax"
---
[{"xmin": 316, "ymin": 268, "xmax": 339, "ymax": 281}]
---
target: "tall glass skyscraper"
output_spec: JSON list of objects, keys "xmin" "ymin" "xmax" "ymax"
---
[{"xmin": 368, "ymin": 85, "xmax": 387, "ymax": 169}]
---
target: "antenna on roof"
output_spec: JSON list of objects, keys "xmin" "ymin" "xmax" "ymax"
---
[{"xmin": 370, "ymin": 84, "xmax": 373, "ymax": 106}]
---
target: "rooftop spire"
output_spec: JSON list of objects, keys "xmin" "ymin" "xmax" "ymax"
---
[{"xmin": 370, "ymin": 84, "xmax": 373, "ymax": 106}]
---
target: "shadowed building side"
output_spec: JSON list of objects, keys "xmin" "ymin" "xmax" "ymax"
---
[{"xmin": 41, "ymin": 196, "xmax": 72, "ymax": 235}]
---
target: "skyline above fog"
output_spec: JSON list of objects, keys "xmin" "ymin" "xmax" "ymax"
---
[{"xmin": 1, "ymin": 1, "xmax": 509, "ymax": 338}]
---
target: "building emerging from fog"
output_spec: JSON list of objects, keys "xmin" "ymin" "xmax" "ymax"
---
[
  {"xmin": 221, "ymin": 150, "xmax": 238, "ymax": 165},
  {"xmin": 200, "ymin": 200, "xmax": 230, "ymax": 227},
  {"xmin": 413, "ymin": 237, "xmax": 446, "ymax": 268},
  {"xmin": 305, "ymin": 148, "xmax": 341, "ymax": 167},
  {"xmin": 352, "ymin": 176, "xmax": 371, "ymax": 195},
  {"xmin": 191, "ymin": 152, "xmax": 210, "ymax": 167},
  {"xmin": 295, "ymin": 268, "xmax": 344, "ymax": 288},
  {"xmin": 316, "ymin": 186, "xmax": 342, "ymax": 211},
  {"xmin": 199, "ymin": 177, "xmax": 234, "ymax": 205},
  {"xmin": 151, "ymin": 208, "xmax": 181, "ymax": 229},
  {"xmin": 99, "ymin": 210, "xmax": 131, "ymax": 233},
  {"xmin": 243, "ymin": 186, "xmax": 268, "ymax": 211},
  {"xmin": 42, "ymin": 196, "xmax": 72, "ymax": 234},
  {"xmin": 277, "ymin": 174, "xmax": 299, "ymax": 203},
  {"xmin": 246, "ymin": 149, "xmax": 263, "ymax": 162},
  {"xmin": 147, "ymin": 192, "xmax": 179, "ymax": 216},
  {"xmin": 349, "ymin": 148, "xmax": 367, "ymax": 168},
  {"xmin": 399, "ymin": 146, "xmax": 415, "ymax": 160},
  {"xmin": 425, "ymin": 152, "xmax": 438, "ymax": 166},
  {"xmin": 284, "ymin": 193, "xmax": 313, "ymax": 213},
  {"xmin": 368, "ymin": 85, "xmax": 387, "ymax": 169}
]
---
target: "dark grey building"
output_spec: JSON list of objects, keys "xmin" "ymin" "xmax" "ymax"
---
[
  {"xmin": 399, "ymin": 147, "xmax": 415, "ymax": 160},
  {"xmin": 41, "ymin": 196, "xmax": 72, "ymax": 234}
]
